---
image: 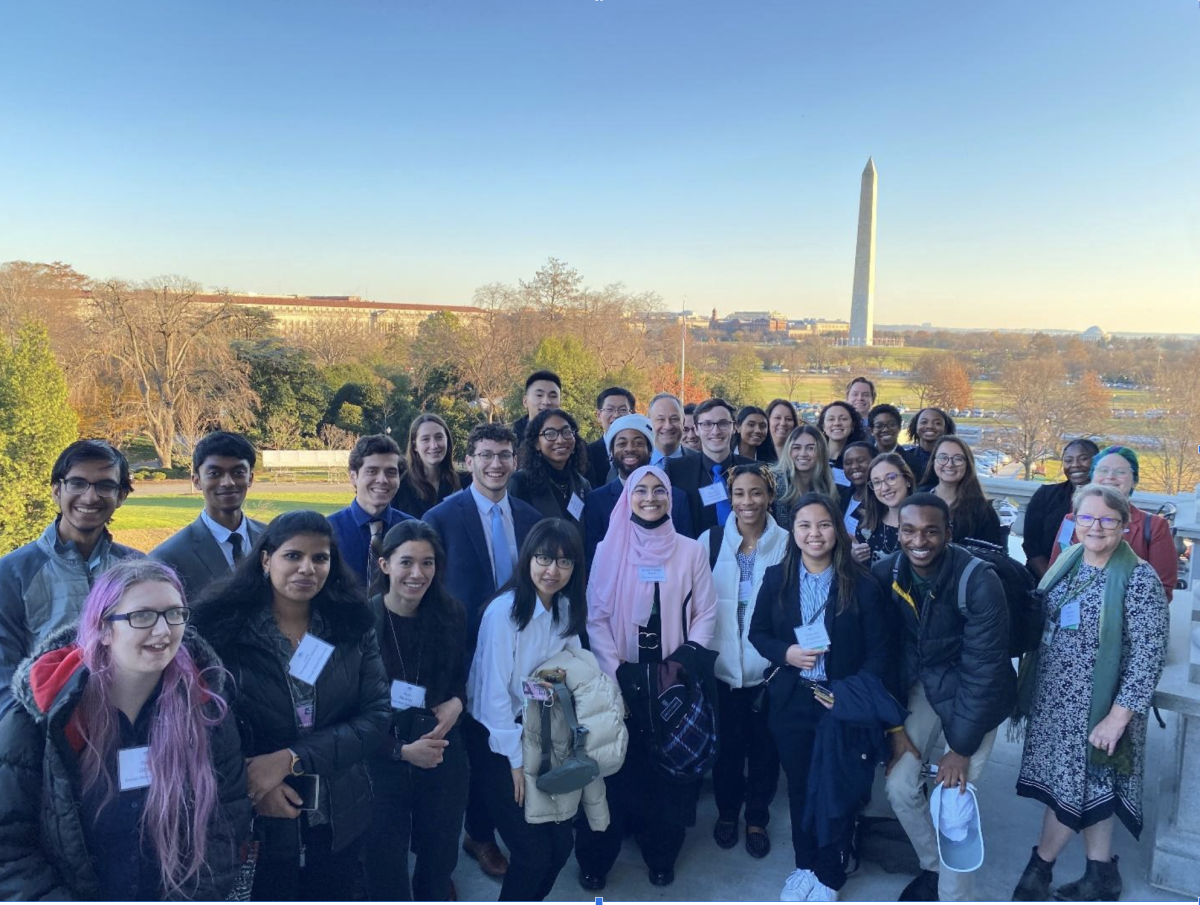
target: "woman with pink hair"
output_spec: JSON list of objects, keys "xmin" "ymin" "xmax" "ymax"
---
[{"xmin": 0, "ymin": 559, "xmax": 250, "ymax": 900}]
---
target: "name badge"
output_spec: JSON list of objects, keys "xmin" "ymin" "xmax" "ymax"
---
[
  {"xmin": 566, "ymin": 493, "xmax": 585, "ymax": 520},
  {"xmin": 795, "ymin": 621, "xmax": 831, "ymax": 652},
  {"xmin": 738, "ymin": 579, "xmax": 753, "ymax": 603},
  {"xmin": 1059, "ymin": 599, "xmax": 1080, "ymax": 630},
  {"xmin": 699, "ymin": 482, "xmax": 728, "ymax": 506},
  {"xmin": 289, "ymin": 633, "xmax": 335, "ymax": 686},
  {"xmin": 390, "ymin": 680, "xmax": 427, "ymax": 710},
  {"xmin": 1057, "ymin": 519, "xmax": 1076, "ymax": 549},
  {"xmin": 118, "ymin": 746, "xmax": 152, "ymax": 791},
  {"xmin": 296, "ymin": 701, "xmax": 315, "ymax": 729},
  {"xmin": 638, "ymin": 565, "xmax": 667, "ymax": 583}
]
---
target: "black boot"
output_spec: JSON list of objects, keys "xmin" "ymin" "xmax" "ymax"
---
[
  {"xmin": 898, "ymin": 869, "xmax": 940, "ymax": 901},
  {"xmin": 1054, "ymin": 855, "xmax": 1122, "ymax": 902},
  {"xmin": 1013, "ymin": 847, "xmax": 1055, "ymax": 901}
]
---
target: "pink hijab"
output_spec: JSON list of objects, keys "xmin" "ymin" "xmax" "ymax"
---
[{"xmin": 589, "ymin": 465, "xmax": 689, "ymax": 673}]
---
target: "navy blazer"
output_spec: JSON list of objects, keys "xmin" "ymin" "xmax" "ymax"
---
[
  {"xmin": 423, "ymin": 488, "xmax": 543, "ymax": 646},
  {"xmin": 666, "ymin": 451, "xmax": 754, "ymax": 536},
  {"xmin": 582, "ymin": 479, "xmax": 695, "ymax": 567},
  {"xmin": 150, "ymin": 515, "xmax": 266, "ymax": 602},
  {"xmin": 747, "ymin": 560, "xmax": 892, "ymax": 710}
]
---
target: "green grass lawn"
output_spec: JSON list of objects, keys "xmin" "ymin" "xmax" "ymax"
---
[{"xmin": 111, "ymin": 491, "xmax": 348, "ymax": 552}]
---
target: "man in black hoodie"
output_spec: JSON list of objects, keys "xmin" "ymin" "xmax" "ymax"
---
[{"xmin": 872, "ymin": 493, "xmax": 1015, "ymax": 902}]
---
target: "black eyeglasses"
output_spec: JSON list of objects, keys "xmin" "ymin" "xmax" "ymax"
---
[
  {"xmin": 105, "ymin": 607, "xmax": 192, "ymax": 629},
  {"xmin": 538, "ymin": 427, "xmax": 576, "ymax": 442},
  {"xmin": 60, "ymin": 477, "xmax": 123, "ymax": 498}
]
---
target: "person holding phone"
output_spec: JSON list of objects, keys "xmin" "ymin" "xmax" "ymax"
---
[
  {"xmin": 364, "ymin": 520, "xmax": 468, "ymax": 901},
  {"xmin": 748, "ymin": 493, "xmax": 892, "ymax": 903},
  {"xmin": 466, "ymin": 519, "xmax": 587, "ymax": 902},
  {"xmin": 0, "ymin": 559, "xmax": 249, "ymax": 900},
  {"xmin": 192, "ymin": 510, "xmax": 390, "ymax": 902}
]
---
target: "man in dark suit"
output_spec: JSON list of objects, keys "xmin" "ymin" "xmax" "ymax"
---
[
  {"xmin": 327, "ymin": 434, "xmax": 413, "ymax": 590},
  {"xmin": 583, "ymin": 414, "xmax": 694, "ymax": 567},
  {"xmin": 423, "ymin": 421, "xmax": 541, "ymax": 880},
  {"xmin": 584, "ymin": 386, "xmax": 636, "ymax": 489},
  {"xmin": 151, "ymin": 432, "xmax": 266, "ymax": 600},
  {"xmin": 667, "ymin": 397, "xmax": 754, "ymax": 536}
]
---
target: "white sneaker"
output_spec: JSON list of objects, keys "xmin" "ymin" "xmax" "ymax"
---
[
  {"xmin": 781, "ymin": 869, "xmax": 817, "ymax": 902},
  {"xmin": 806, "ymin": 878, "xmax": 838, "ymax": 902}
]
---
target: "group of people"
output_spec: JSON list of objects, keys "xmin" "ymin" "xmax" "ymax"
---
[{"xmin": 0, "ymin": 368, "xmax": 1172, "ymax": 903}]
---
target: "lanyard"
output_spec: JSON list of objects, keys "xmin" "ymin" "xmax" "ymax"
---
[{"xmin": 387, "ymin": 611, "xmax": 422, "ymax": 687}]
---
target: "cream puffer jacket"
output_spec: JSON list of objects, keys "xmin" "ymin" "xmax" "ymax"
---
[
  {"xmin": 701, "ymin": 513, "xmax": 791, "ymax": 688},
  {"xmin": 520, "ymin": 646, "xmax": 628, "ymax": 829}
]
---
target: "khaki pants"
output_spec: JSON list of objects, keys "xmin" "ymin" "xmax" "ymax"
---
[{"xmin": 884, "ymin": 684, "xmax": 998, "ymax": 902}]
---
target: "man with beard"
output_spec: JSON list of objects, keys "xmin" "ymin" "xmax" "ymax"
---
[{"xmin": 582, "ymin": 414, "xmax": 693, "ymax": 567}]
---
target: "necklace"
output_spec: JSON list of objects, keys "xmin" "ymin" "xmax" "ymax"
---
[{"xmin": 387, "ymin": 610, "xmax": 422, "ymax": 686}]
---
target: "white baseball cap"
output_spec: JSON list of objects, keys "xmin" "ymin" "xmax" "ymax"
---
[{"xmin": 929, "ymin": 782, "xmax": 984, "ymax": 873}]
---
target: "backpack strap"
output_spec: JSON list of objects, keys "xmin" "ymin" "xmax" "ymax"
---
[
  {"xmin": 708, "ymin": 525, "xmax": 724, "ymax": 571},
  {"xmin": 956, "ymin": 556, "xmax": 984, "ymax": 617},
  {"xmin": 1143, "ymin": 511, "xmax": 1152, "ymax": 549}
]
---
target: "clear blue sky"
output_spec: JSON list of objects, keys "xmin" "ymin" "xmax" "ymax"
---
[{"xmin": 1, "ymin": 0, "xmax": 1197, "ymax": 332}]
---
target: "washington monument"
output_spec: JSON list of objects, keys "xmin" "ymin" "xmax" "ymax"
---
[{"xmin": 849, "ymin": 157, "xmax": 877, "ymax": 346}]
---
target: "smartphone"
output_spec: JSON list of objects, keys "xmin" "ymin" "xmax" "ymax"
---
[
  {"xmin": 283, "ymin": 774, "xmax": 320, "ymax": 812},
  {"xmin": 408, "ymin": 712, "xmax": 439, "ymax": 741}
]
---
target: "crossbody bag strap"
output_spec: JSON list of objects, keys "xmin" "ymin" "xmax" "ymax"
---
[
  {"xmin": 681, "ymin": 589, "xmax": 693, "ymax": 643},
  {"xmin": 538, "ymin": 696, "xmax": 554, "ymax": 776}
]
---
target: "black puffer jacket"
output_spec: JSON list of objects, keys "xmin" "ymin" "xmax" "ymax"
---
[
  {"xmin": 194, "ymin": 598, "xmax": 390, "ymax": 855},
  {"xmin": 0, "ymin": 625, "xmax": 250, "ymax": 901},
  {"xmin": 872, "ymin": 545, "xmax": 1016, "ymax": 756}
]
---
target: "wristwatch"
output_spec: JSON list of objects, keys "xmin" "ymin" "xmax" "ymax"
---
[{"xmin": 288, "ymin": 749, "xmax": 305, "ymax": 776}]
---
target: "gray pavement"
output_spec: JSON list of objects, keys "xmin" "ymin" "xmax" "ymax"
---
[{"xmin": 452, "ymin": 713, "xmax": 1190, "ymax": 902}]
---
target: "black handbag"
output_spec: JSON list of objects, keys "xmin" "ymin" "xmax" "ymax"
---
[{"xmin": 534, "ymin": 681, "xmax": 601, "ymax": 796}]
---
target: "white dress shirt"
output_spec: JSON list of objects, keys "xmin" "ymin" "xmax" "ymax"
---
[
  {"xmin": 467, "ymin": 590, "xmax": 582, "ymax": 767},
  {"xmin": 470, "ymin": 484, "xmax": 518, "ymax": 583},
  {"xmin": 199, "ymin": 509, "xmax": 252, "ymax": 569}
]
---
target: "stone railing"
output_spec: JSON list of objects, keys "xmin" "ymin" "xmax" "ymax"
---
[{"xmin": 980, "ymin": 476, "xmax": 1200, "ymax": 894}]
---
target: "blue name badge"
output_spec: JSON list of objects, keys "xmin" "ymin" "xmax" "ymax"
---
[
  {"xmin": 1057, "ymin": 518, "xmax": 1076, "ymax": 549},
  {"xmin": 1059, "ymin": 599, "xmax": 1080, "ymax": 630}
]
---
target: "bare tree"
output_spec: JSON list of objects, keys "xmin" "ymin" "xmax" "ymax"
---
[
  {"xmin": 995, "ymin": 358, "xmax": 1106, "ymax": 480},
  {"xmin": 318, "ymin": 423, "xmax": 359, "ymax": 450},
  {"xmin": 294, "ymin": 317, "xmax": 387, "ymax": 367},
  {"xmin": 86, "ymin": 276, "xmax": 250, "ymax": 468},
  {"xmin": 1142, "ymin": 352, "xmax": 1200, "ymax": 494},
  {"xmin": 519, "ymin": 257, "xmax": 582, "ymax": 323}
]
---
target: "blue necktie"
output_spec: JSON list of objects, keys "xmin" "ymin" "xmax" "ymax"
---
[
  {"xmin": 711, "ymin": 463, "xmax": 732, "ymax": 526},
  {"xmin": 490, "ymin": 504, "xmax": 513, "ymax": 588}
]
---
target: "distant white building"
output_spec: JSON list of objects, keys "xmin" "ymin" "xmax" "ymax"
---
[{"xmin": 1080, "ymin": 325, "xmax": 1110, "ymax": 344}]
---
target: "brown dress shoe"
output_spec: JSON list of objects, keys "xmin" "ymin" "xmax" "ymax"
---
[{"xmin": 462, "ymin": 835, "xmax": 509, "ymax": 878}]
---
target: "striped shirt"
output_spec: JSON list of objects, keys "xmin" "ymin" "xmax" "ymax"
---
[{"xmin": 798, "ymin": 563, "xmax": 833, "ymax": 682}]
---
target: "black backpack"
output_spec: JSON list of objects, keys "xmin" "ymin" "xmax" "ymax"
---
[{"xmin": 953, "ymin": 539, "xmax": 1040, "ymax": 657}]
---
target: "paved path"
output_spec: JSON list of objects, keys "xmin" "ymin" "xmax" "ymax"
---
[{"xmin": 452, "ymin": 714, "xmax": 1189, "ymax": 902}]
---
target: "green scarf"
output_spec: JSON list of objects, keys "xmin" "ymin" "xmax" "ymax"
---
[{"xmin": 1012, "ymin": 540, "xmax": 1138, "ymax": 775}]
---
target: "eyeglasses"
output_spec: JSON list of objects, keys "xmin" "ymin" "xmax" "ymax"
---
[
  {"xmin": 1076, "ymin": 514, "xmax": 1122, "ymax": 530},
  {"xmin": 697, "ymin": 419, "xmax": 733, "ymax": 433},
  {"xmin": 60, "ymin": 477, "xmax": 123, "ymax": 498},
  {"xmin": 533, "ymin": 554, "xmax": 575, "ymax": 570},
  {"xmin": 869, "ymin": 472, "xmax": 903, "ymax": 490},
  {"xmin": 105, "ymin": 606, "xmax": 191, "ymax": 629},
  {"xmin": 538, "ymin": 427, "xmax": 576, "ymax": 442},
  {"xmin": 872, "ymin": 421, "xmax": 900, "ymax": 432},
  {"xmin": 935, "ymin": 454, "xmax": 967, "ymax": 466},
  {"xmin": 601, "ymin": 405, "xmax": 631, "ymax": 418},
  {"xmin": 1094, "ymin": 467, "xmax": 1132, "ymax": 479},
  {"xmin": 472, "ymin": 451, "xmax": 515, "ymax": 464}
]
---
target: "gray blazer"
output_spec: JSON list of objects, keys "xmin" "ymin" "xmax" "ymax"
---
[{"xmin": 150, "ymin": 515, "xmax": 266, "ymax": 602}]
